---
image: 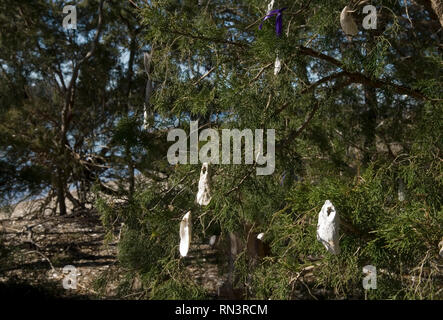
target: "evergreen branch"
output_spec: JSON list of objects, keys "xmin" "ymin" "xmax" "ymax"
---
[
  {"xmin": 55, "ymin": 63, "xmax": 67, "ymax": 92},
  {"xmin": 194, "ymin": 65, "xmax": 217, "ymax": 85},
  {"xmin": 249, "ymin": 62, "xmax": 273, "ymax": 84},
  {"xmin": 168, "ymin": 29, "xmax": 248, "ymax": 48},
  {"xmin": 288, "ymin": 101, "xmax": 320, "ymax": 141},
  {"xmin": 66, "ymin": 0, "xmax": 105, "ymax": 95},
  {"xmin": 245, "ymin": 0, "xmax": 312, "ymax": 30},
  {"xmin": 299, "ymin": 278, "xmax": 318, "ymax": 300},
  {"xmin": 164, "ymin": 13, "xmax": 431, "ymax": 101},
  {"xmin": 224, "ymin": 164, "xmax": 257, "ymax": 196},
  {"xmin": 272, "ymin": 72, "xmax": 347, "ymax": 118},
  {"xmin": 276, "ymin": 101, "xmax": 321, "ymax": 152},
  {"xmin": 148, "ymin": 170, "xmax": 196, "ymax": 212},
  {"xmin": 223, "ymin": 93, "xmax": 272, "ymax": 197},
  {"xmin": 297, "ymin": 46, "xmax": 432, "ymax": 101},
  {"xmin": 128, "ymin": 0, "xmax": 141, "ymax": 10}
]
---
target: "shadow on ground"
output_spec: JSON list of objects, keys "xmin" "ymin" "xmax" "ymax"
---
[{"xmin": 0, "ymin": 277, "xmax": 91, "ymax": 300}]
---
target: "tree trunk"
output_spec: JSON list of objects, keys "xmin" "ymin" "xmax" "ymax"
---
[
  {"xmin": 56, "ymin": 167, "xmax": 67, "ymax": 216},
  {"xmin": 362, "ymin": 35, "xmax": 378, "ymax": 166},
  {"xmin": 430, "ymin": 0, "xmax": 443, "ymax": 26},
  {"xmin": 127, "ymin": 149, "xmax": 135, "ymax": 201},
  {"xmin": 362, "ymin": 85, "xmax": 377, "ymax": 165},
  {"xmin": 125, "ymin": 33, "xmax": 138, "ymax": 201},
  {"xmin": 414, "ymin": 0, "xmax": 443, "ymax": 27}
]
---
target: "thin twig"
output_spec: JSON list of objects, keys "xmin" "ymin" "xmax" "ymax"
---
[
  {"xmin": 414, "ymin": 250, "xmax": 430, "ymax": 295},
  {"xmin": 24, "ymin": 250, "xmax": 57, "ymax": 273},
  {"xmin": 403, "ymin": 0, "xmax": 414, "ymax": 29},
  {"xmin": 128, "ymin": 0, "xmax": 140, "ymax": 10},
  {"xmin": 249, "ymin": 62, "xmax": 273, "ymax": 84},
  {"xmin": 224, "ymin": 164, "xmax": 257, "ymax": 196},
  {"xmin": 304, "ymin": 33, "xmax": 318, "ymax": 47},
  {"xmin": 194, "ymin": 66, "xmax": 217, "ymax": 85},
  {"xmin": 299, "ymin": 278, "xmax": 318, "ymax": 300}
]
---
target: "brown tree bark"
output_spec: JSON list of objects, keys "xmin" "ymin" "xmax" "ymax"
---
[
  {"xmin": 56, "ymin": 167, "xmax": 67, "ymax": 216},
  {"xmin": 430, "ymin": 0, "xmax": 443, "ymax": 26},
  {"xmin": 414, "ymin": 0, "xmax": 443, "ymax": 27},
  {"xmin": 56, "ymin": 0, "xmax": 105, "ymax": 215},
  {"xmin": 124, "ymin": 32, "xmax": 139, "ymax": 201}
]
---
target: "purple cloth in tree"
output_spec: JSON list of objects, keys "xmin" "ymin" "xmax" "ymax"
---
[{"xmin": 259, "ymin": 7, "xmax": 287, "ymax": 36}]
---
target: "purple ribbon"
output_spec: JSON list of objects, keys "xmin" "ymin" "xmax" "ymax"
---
[
  {"xmin": 259, "ymin": 7, "xmax": 287, "ymax": 37},
  {"xmin": 280, "ymin": 171, "xmax": 286, "ymax": 186}
]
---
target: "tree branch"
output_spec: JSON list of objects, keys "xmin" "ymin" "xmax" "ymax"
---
[
  {"xmin": 298, "ymin": 46, "xmax": 432, "ymax": 101},
  {"xmin": 272, "ymin": 71, "xmax": 347, "ymax": 118},
  {"xmin": 168, "ymin": 28, "xmax": 248, "ymax": 48},
  {"xmin": 194, "ymin": 65, "xmax": 217, "ymax": 85},
  {"xmin": 64, "ymin": 0, "xmax": 106, "ymax": 117}
]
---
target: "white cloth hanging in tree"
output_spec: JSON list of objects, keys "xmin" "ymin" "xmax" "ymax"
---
[
  {"xmin": 209, "ymin": 235, "xmax": 217, "ymax": 247},
  {"xmin": 340, "ymin": 6, "xmax": 358, "ymax": 39},
  {"xmin": 274, "ymin": 56, "xmax": 281, "ymax": 75},
  {"xmin": 439, "ymin": 238, "xmax": 443, "ymax": 257},
  {"xmin": 267, "ymin": 0, "xmax": 275, "ymax": 12},
  {"xmin": 179, "ymin": 211, "xmax": 192, "ymax": 257},
  {"xmin": 317, "ymin": 200, "xmax": 341, "ymax": 255},
  {"xmin": 143, "ymin": 105, "xmax": 150, "ymax": 130},
  {"xmin": 196, "ymin": 162, "xmax": 212, "ymax": 206},
  {"xmin": 398, "ymin": 178, "xmax": 406, "ymax": 202}
]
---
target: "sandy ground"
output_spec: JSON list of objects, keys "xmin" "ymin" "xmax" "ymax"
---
[
  {"xmin": 0, "ymin": 194, "xmax": 226, "ymax": 299},
  {"xmin": 0, "ymin": 205, "xmax": 120, "ymax": 298}
]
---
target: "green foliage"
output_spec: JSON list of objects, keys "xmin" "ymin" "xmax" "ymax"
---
[
  {"xmin": 99, "ymin": 0, "xmax": 442, "ymax": 300},
  {"xmin": 1, "ymin": 0, "xmax": 441, "ymax": 300},
  {"xmin": 260, "ymin": 152, "xmax": 442, "ymax": 299}
]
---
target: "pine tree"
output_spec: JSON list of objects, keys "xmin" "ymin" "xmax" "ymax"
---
[
  {"xmin": 0, "ymin": 0, "xmax": 441, "ymax": 300},
  {"xmin": 0, "ymin": 0, "xmax": 152, "ymax": 213},
  {"xmin": 95, "ymin": 0, "xmax": 442, "ymax": 299}
]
